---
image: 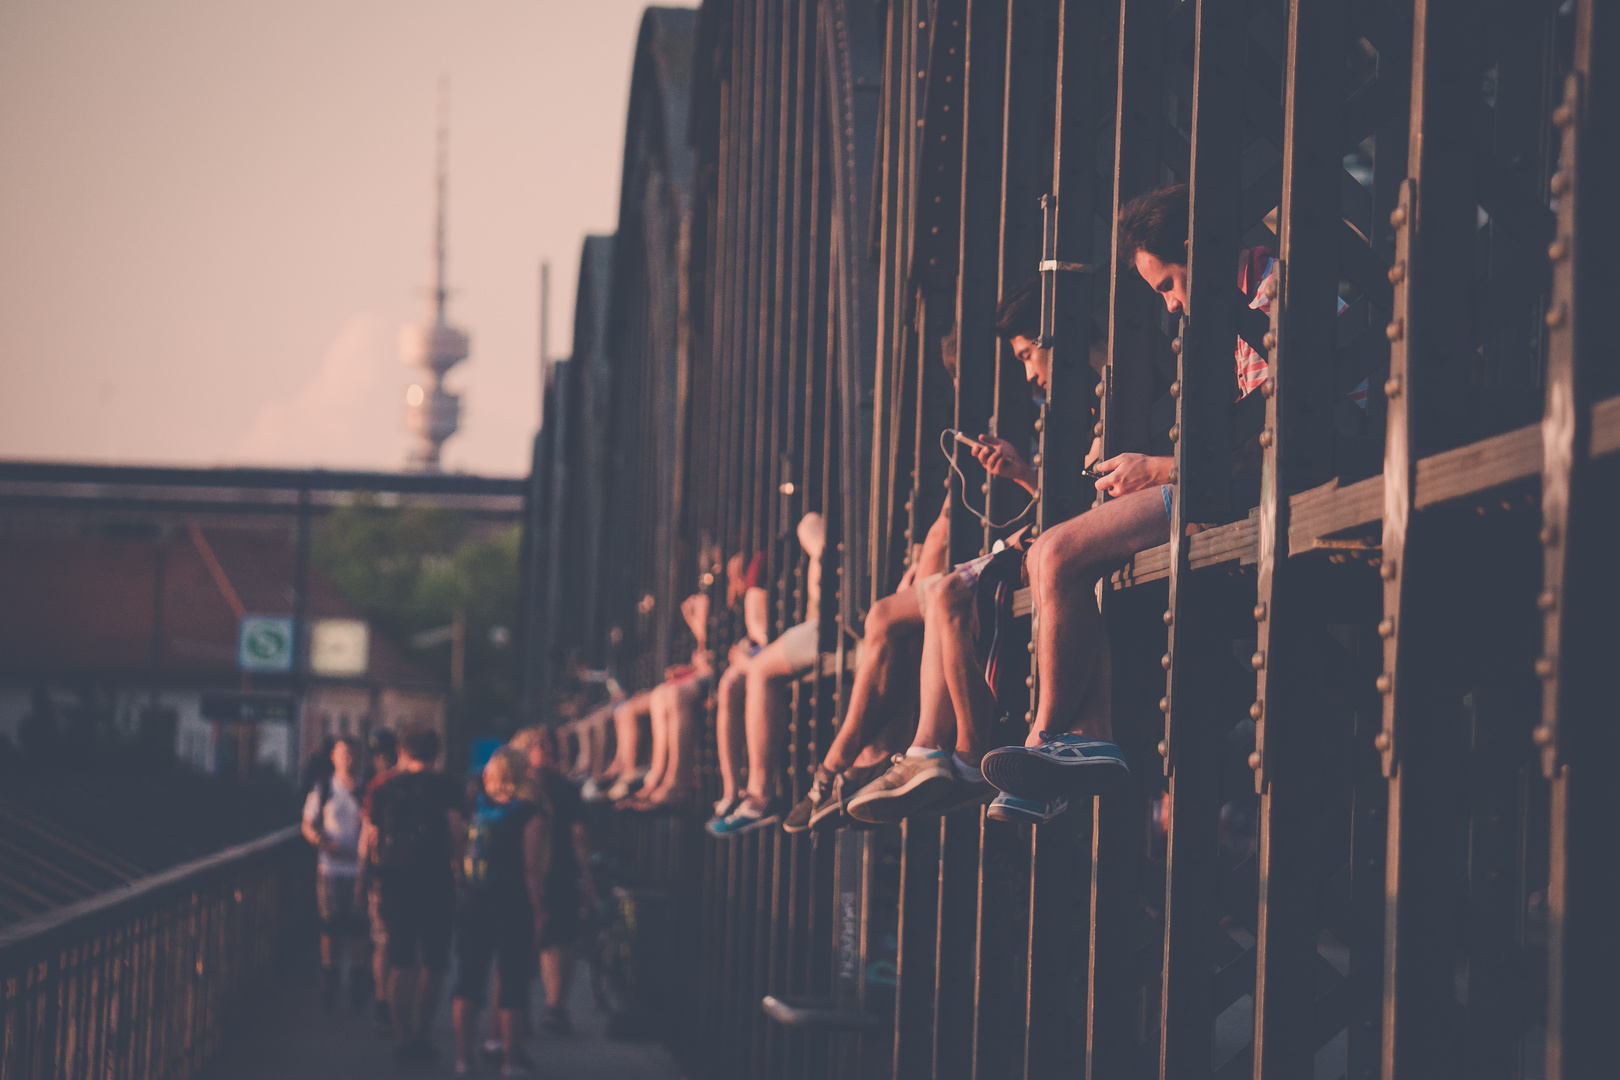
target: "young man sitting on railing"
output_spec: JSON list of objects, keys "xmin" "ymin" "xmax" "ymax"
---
[{"xmin": 979, "ymin": 183, "xmax": 1296, "ymax": 823}]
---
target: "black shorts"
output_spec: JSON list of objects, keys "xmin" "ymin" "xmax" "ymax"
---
[
  {"xmin": 378, "ymin": 873, "xmax": 454, "ymax": 971},
  {"xmin": 538, "ymin": 878, "xmax": 584, "ymax": 949},
  {"xmin": 452, "ymin": 900, "xmax": 535, "ymax": 1009}
]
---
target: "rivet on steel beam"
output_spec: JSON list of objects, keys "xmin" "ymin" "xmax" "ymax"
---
[
  {"xmin": 1378, "ymin": 617, "xmax": 1395, "ymax": 637},
  {"xmin": 1170, "ymin": 337, "xmax": 1183, "ymax": 355},
  {"xmin": 1535, "ymin": 656, "xmax": 1555, "ymax": 678},
  {"xmin": 1162, "ymin": 609, "xmax": 1173, "ymax": 626},
  {"xmin": 1094, "ymin": 382, "xmax": 1105, "ymax": 398},
  {"xmin": 1545, "ymin": 306, "xmax": 1566, "ymax": 329},
  {"xmin": 1093, "ymin": 421, "xmax": 1103, "ymax": 436},
  {"xmin": 1261, "ymin": 376, "xmax": 1276, "ymax": 398},
  {"xmin": 1374, "ymin": 731, "xmax": 1391, "ymax": 752},
  {"xmin": 1553, "ymin": 103, "xmax": 1574, "ymax": 127},
  {"xmin": 1168, "ymin": 467, "xmax": 1178, "ymax": 483},
  {"xmin": 1169, "ymin": 380, "xmax": 1181, "ymax": 398},
  {"xmin": 1160, "ymin": 652, "xmax": 1172, "ymax": 670},
  {"xmin": 1251, "ymin": 651, "xmax": 1265, "ymax": 671},
  {"xmin": 1029, "ymin": 525, "xmax": 1039, "ymax": 538},
  {"xmin": 1262, "ymin": 331, "xmax": 1277, "ymax": 351},
  {"xmin": 1253, "ymin": 602, "xmax": 1267, "ymax": 621},
  {"xmin": 1389, "ymin": 206, "xmax": 1407, "ymax": 228},
  {"xmin": 1385, "ymin": 319, "xmax": 1404, "ymax": 342},
  {"xmin": 1247, "ymin": 751, "xmax": 1261, "ymax": 771},
  {"xmin": 1157, "ymin": 739, "xmax": 1168, "ymax": 757},
  {"xmin": 1387, "ymin": 262, "xmax": 1406, "ymax": 284},
  {"xmin": 1264, "ymin": 279, "xmax": 1278, "ymax": 300},
  {"xmin": 1550, "ymin": 171, "xmax": 1570, "ymax": 195},
  {"xmin": 1383, "ymin": 375, "xmax": 1402, "ymax": 399},
  {"xmin": 1380, "ymin": 559, "xmax": 1397, "ymax": 580},
  {"xmin": 1026, "ymin": 640, "xmax": 1036, "ymax": 654},
  {"xmin": 1025, "ymin": 710, "xmax": 1035, "ymax": 724},
  {"xmin": 1249, "ymin": 701, "xmax": 1263, "ymax": 720},
  {"xmin": 1537, "ymin": 589, "xmax": 1557, "ymax": 611},
  {"xmin": 1548, "ymin": 238, "xmax": 1569, "ymax": 261},
  {"xmin": 980, "ymin": 481, "xmax": 990, "ymax": 494},
  {"xmin": 1541, "ymin": 522, "xmax": 1559, "ymax": 545},
  {"xmin": 1533, "ymin": 724, "xmax": 1554, "ymax": 747},
  {"xmin": 1168, "ymin": 424, "xmax": 1180, "ymax": 443},
  {"xmin": 1032, "ymin": 453, "xmax": 1043, "ymax": 467},
  {"xmin": 1033, "ymin": 418, "xmax": 1044, "ymax": 432},
  {"xmin": 1376, "ymin": 673, "xmax": 1392, "ymax": 693},
  {"xmin": 1024, "ymin": 675, "xmax": 1035, "ymax": 688},
  {"xmin": 1258, "ymin": 429, "xmax": 1273, "ymax": 448},
  {"xmin": 1158, "ymin": 696, "xmax": 1171, "ymax": 714}
]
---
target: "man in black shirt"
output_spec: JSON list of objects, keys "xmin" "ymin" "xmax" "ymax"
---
[
  {"xmin": 363, "ymin": 725, "xmax": 464, "ymax": 1063},
  {"xmin": 515, "ymin": 725, "xmax": 598, "ymax": 1034}
]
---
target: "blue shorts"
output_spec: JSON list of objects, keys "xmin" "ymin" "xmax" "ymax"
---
[{"xmin": 1161, "ymin": 485, "xmax": 1174, "ymax": 521}]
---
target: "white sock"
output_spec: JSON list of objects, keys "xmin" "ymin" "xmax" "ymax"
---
[
  {"xmin": 906, "ymin": 745, "xmax": 943, "ymax": 759},
  {"xmin": 951, "ymin": 754, "xmax": 982, "ymax": 783}
]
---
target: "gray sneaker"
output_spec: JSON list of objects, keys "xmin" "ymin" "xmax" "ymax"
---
[
  {"xmin": 846, "ymin": 751, "xmax": 956, "ymax": 824},
  {"xmin": 808, "ymin": 759, "xmax": 892, "ymax": 832},
  {"xmin": 783, "ymin": 767, "xmax": 835, "ymax": 834}
]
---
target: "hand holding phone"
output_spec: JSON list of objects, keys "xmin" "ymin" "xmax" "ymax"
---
[{"xmin": 946, "ymin": 429, "xmax": 987, "ymax": 451}]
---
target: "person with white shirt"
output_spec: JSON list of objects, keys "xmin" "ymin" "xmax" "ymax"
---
[{"xmin": 302, "ymin": 735, "xmax": 367, "ymax": 1010}]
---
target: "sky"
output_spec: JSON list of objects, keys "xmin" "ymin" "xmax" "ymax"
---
[{"xmin": 0, "ymin": 0, "xmax": 678, "ymax": 476}]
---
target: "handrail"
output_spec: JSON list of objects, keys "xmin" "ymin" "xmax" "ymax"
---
[
  {"xmin": 0, "ymin": 826, "xmax": 300, "ymax": 959},
  {"xmin": 0, "ymin": 824, "xmax": 309, "ymax": 1080}
]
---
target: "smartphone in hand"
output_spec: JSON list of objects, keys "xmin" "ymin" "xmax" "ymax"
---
[{"xmin": 946, "ymin": 429, "xmax": 988, "ymax": 451}]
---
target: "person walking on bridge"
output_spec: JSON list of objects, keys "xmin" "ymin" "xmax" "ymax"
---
[
  {"xmin": 301, "ymin": 736, "xmax": 366, "ymax": 1010},
  {"xmin": 362, "ymin": 725, "xmax": 464, "ymax": 1065}
]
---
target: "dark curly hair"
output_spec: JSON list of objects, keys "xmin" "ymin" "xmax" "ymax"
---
[
  {"xmin": 994, "ymin": 276, "xmax": 1043, "ymax": 342},
  {"xmin": 1117, "ymin": 184, "xmax": 1189, "ymax": 268}
]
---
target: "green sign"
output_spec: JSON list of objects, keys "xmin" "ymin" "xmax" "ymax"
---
[{"xmin": 238, "ymin": 615, "xmax": 295, "ymax": 672}]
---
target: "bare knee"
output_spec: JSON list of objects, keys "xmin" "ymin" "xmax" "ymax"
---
[{"xmin": 933, "ymin": 572, "xmax": 974, "ymax": 627}]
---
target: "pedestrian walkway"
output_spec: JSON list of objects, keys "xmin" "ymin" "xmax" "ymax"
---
[{"xmin": 204, "ymin": 959, "xmax": 684, "ymax": 1080}]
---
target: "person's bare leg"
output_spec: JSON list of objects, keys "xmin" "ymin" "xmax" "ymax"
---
[
  {"xmin": 822, "ymin": 590, "xmax": 924, "ymax": 772},
  {"xmin": 715, "ymin": 664, "xmax": 749, "ymax": 803},
  {"xmin": 852, "ymin": 633, "xmax": 924, "ymax": 767},
  {"xmin": 608, "ymin": 693, "xmax": 650, "ymax": 778},
  {"xmin": 931, "ymin": 572, "xmax": 998, "ymax": 765},
  {"xmin": 641, "ymin": 686, "xmax": 671, "ymax": 793},
  {"xmin": 744, "ymin": 642, "xmax": 795, "ymax": 803},
  {"xmin": 497, "ymin": 1008, "xmax": 520, "ymax": 1068},
  {"xmin": 541, "ymin": 945, "xmax": 574, "ymax": 1010},
  {"xmin": 1027, "ymin": 486, "xmax": 1168, "ymax": 743},
  {"xmin": 387, "ymin": 967, "xmax": 412, "ymax": 1043},
  {"xmin": 452, "ymin": 998, "xmax": 476, "ymax": 1065},
  {"xmin": 910, "ymin": 576, "xmax": 958, "ymax": 752},
  {"xmin": 663, "ymin": 678, "xmax": 704, "ymax": 796}
]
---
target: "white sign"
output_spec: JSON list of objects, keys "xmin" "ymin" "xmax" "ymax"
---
[
  {"xmin": 310, "ymin": 618, "xmax": 369, "ymax": 677},
  {"xmin": 238, "ymin": 615, "xmax": 295, "ymax": 673}
]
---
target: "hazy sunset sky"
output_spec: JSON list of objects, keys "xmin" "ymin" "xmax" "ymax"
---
[{"xmin": 0, "ymin": 0, "xmax": 677, "ymax": 476}]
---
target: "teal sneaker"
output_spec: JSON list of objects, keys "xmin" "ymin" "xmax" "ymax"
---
[{"xmin": 706, "ymin": 796, "xmax": 784, "ymax": 838}]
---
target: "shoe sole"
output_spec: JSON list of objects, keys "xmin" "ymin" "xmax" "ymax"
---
[
  {"xmin": 931, "ymin": 783, "xmax": 997, "ymax": 818},
  {"xmin": 807, "ymin": 800, "xmax": 847, "ymax": 832},
  {"xmin": 781, "ymin": 808, "xmax": 815, "ymax": 834},
  {"xmin": 846, "ymin": 771, "xmax": 955, "ymax": 824},
  {"xmin": 985, "ymin": 800, "xmax": 1060, "ymax": 826},
  {"xmin": 980, "ymin": 748, "xmax": 1128, "ymax": 800}
]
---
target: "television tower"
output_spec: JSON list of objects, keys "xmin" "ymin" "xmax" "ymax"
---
[{"xmin": 401, "ymin": 84, "xmax": 469, "ymax": 473}]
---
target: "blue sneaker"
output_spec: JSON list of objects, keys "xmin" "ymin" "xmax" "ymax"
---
[
  {"xmin": 986, "ymin": 792, "xmax": 1069, "ymax": 825},
  {"xmin": 706, "ymin": 797, "xmax": 784, "ymax": 838},
  {"xmin": 980, "ymin": 732, "xmax": 1128, "ymax": 800}
]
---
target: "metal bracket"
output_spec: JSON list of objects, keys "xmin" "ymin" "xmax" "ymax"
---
[{"xmin": 1038, "ymin": 260, "xmax": 1096, "ymax": 274}]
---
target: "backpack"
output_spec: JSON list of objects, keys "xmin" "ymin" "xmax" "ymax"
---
[
  {"xmin": 374, "ymin": 774, "xmax": 437, "ymax": 872},
  {"xmin": 462, "ymin": 799, "xmax": 535, "ymax": 895}
]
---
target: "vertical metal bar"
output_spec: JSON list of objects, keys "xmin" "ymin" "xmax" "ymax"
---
[
  {"xmin": 1542, "ymin": 4, "xmax": 1617, "ymax": 1076},
  {"xmin": 894, "ymin": 816, "xmax": 942, "ymax": 1080},
  {"xmin": 1249, "ymin": 3, "xmax": 1345, "ymax": 1078},
  {"xmin": 932, "ymin": 809, "xmax": 978, "ymax": 1080},
  {"xmin": 1379, "ymin": 1, "xmax": 1480, "ymax": 1076},
  {"xmin": 1158, "ymin": 1, "xmax": 1245, "ymax": 1076},
  {"xmin": 952, "ymin": 0, "xmax": 1005, "ymax": 566}
]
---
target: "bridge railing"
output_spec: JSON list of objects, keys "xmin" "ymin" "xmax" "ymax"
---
[{"xmin": 0, "ymin": 827, "xmax": 308, "ymax": 1080}]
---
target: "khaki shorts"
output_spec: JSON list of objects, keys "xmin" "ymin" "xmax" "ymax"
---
[
  {"xmin": 777, "ymin": 619, "xmax": 820, "ymax": 674},
  {"xmin": 914, "ymin": 551, "xmax": 998, "ymax": 619}
]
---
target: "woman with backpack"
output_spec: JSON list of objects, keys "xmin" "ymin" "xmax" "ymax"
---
[
  {"xmin": 300, "ymin": 736, "xmax": 366, "ymax": 1010},
  {"xmin": 451, "ymin": 746, "xmax": 549, "ymax": 1076}
]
